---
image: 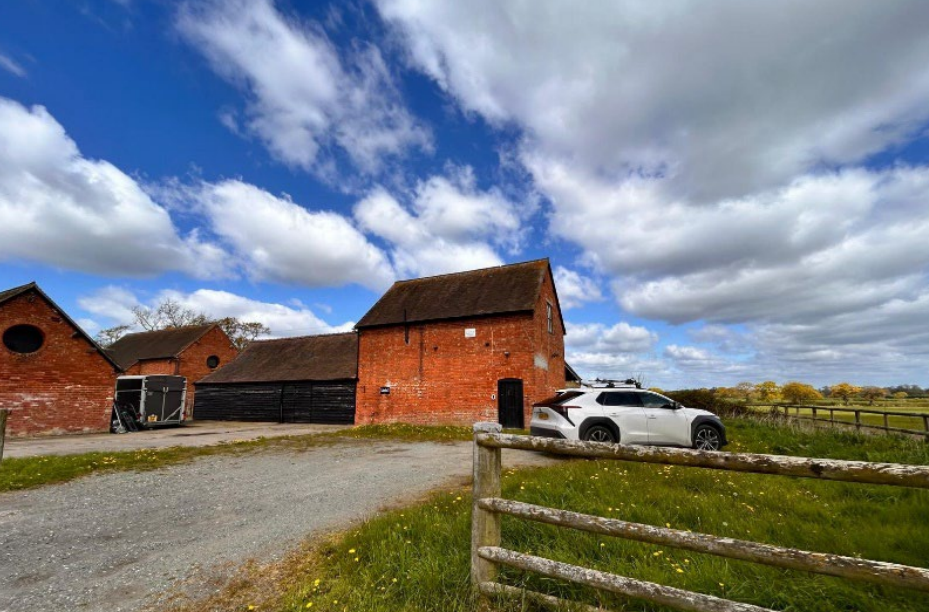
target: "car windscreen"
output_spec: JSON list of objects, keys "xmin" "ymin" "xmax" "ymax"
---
[{"xmin": 533, "ymin": 391, "xmax": 585, "ymax": 407}]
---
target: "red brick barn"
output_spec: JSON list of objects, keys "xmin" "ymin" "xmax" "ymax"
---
[
  {"xmin": 355, "ymin": 259, "xmax": 566, "ymax": 427},
  {"xmin": 107, "ymin": 324, "xmax": 238, "ymax": 418},
  {"xmin": 0, "ymin": 282, "xmax": 121, "ymax": 436}
]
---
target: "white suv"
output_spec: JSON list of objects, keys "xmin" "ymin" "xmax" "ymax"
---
[{"xmin": 529, "ymin": 386, "xmax": 727, "ymax": 450}]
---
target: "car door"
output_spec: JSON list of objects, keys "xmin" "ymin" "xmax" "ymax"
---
[
  {"xmin": 597, "ymin": 391, "xmax": 649, "ymax": 443},
  {"xmin": 640, "ymin": 392, "xmax": 691, "ymax": 446}
]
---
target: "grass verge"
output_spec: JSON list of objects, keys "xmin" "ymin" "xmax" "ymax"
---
[
  {"xmin": 0, "ymin": 435, "xmax": 325, "ymax": 492},
  {"xmin": 264, "ymin": 417, "xmax": 929, "ymax": 612},
  {"xmin": 0, "ymin": 423, "xmax": 512, "ymax": 493}
]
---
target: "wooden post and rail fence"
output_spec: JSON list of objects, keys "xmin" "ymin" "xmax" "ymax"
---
[
  {"xmin": 0, "ymin": 408, "xmax": 7, "ymax": 463},
  {"xmin": 471, "ymin": 422, "xmax": 929, "ymax": 612},
  {"xmin": 766, "ymin": 404, "xmax": 929, "ymax": 438}
]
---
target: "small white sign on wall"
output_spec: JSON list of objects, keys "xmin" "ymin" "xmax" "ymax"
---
[{"xmin": 464, "ymin": 327, "xmax": 476, "ymax": 338}]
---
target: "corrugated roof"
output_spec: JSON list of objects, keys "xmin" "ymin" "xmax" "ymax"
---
[
  {"xmin": 356, "ymin": 259, "xmax": 552, "ymax": 328},
  {"xmin": 0, "ymin": 281, "xmax": 122, "ymax": 371},
  {"xmin": 107, "ymin": 324, "xmax": 216, "ymax": 370},
  {"xmin": 197, "ymin": 332, "xmax": 358, "ymax": 384}
]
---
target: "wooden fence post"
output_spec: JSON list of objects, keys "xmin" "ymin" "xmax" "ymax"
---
[
  {"xmin": 0, "ymin": 408, "xmax": 8, "ymax": 463},
  {"xmin": 472, "ymin": 421, "xmax": 503, "ymax": 596},
  {"xmin": 855, "ymin": 410, "xmax": 862, "ymax": 431}
]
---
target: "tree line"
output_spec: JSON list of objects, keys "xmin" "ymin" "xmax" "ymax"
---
[
  {"xmin": 714, "ymin": 381, "xmax": 925, "ymax": 406},
  {"xmin": 94, "ymin": 298, "xmax": 271, "ymax": 350}
]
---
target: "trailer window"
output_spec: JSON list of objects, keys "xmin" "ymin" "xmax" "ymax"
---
[{"xmin": 3, "ymin": 324, "xmax": 44, "ymax": 354}]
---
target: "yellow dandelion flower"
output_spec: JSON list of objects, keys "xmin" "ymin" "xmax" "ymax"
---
[{"xmin": 348, "ymin": 549, "xmax": 356, "ymax": 554}]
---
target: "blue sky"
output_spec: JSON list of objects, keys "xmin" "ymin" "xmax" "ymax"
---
[{"xmin": 2, "ymin": 0, "xmax": 929, "ymax": 388}]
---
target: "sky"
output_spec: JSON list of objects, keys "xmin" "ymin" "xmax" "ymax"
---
[{"xmin": 2, "ymin": 0, "xmax": 929, "ymax": 389}]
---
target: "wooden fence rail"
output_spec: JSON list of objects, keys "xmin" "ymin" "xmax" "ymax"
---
[
  {"xmin": 769, "ymin": 404, "xmax": 929, "ymax": 437},
  {"xmin": 471, "ymin": 422, "xmax": 929, "ymax": 612}
]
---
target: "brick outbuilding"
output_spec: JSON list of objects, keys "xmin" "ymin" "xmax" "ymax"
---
[
  {"xmin": 355, "ymin": 259, "xmax": 566, "ymax": 427},
  {"xmin": 107, "ymin": 324, "xmax": 238, "ymax": 417},
  {"xmin": 0, "ymin": 282, "xmax": 121, "ymax": 436}
]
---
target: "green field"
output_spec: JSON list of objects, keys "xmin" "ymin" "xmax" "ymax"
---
[
  {"xmin": 749, "ymin": 403, "xmax": 929, "ymax": 434},
  {"xmin": 254, "ymin": 417, "xmax": 929, "ymax": 612}
]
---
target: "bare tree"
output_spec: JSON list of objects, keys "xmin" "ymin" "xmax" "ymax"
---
[
  {"xmin": 95, "ymin": 298, "xmax": 270, "ymax": 350},
  {"xmin": 132, "ymin": 299, "xmax": 210, "ymax": 331},
  {"xmin": 214, "ymin": 317, "xmax": 271, "ymax": 350},
  {"xmin": 94, "ymin": 324, "xmax": 132, "ymax": 348}
]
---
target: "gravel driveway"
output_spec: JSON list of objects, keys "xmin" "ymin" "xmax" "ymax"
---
[{"xmin": 0, "ymin": 438, "xmax": 553, "ymax": 612}]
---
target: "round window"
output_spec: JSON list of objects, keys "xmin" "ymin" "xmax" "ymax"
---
[
  {"xmin": 206, "ymin": 355, "xmax": 220, "ymax": 369},
  {"xmin": 3, "ymin": 324, "xmax": 45, "ymax": 354}
]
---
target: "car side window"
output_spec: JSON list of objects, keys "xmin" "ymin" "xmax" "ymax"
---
[
  {"xmin": 640, "ymin": 392, "xmax": 672, "ymax": 408},
  {"xmin": 597, "ymin": 391, "xmax": 644, "ymax": 407}
]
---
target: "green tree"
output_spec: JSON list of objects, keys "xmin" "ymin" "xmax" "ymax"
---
[
  {"xmin": 893, "ymin": 391, "xmax": 909, "ymax": 400},
  {"xmin": 781, "ymin": 382, "xmax": 823, "ymax": 404},
  {"xmin": 829, "ymin": 382, "xmax": 862, "ymax": 406}
]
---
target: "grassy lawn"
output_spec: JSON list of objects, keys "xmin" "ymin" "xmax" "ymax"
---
[
  {"xmin": 0, "ymin": 424, "xmax": 479, "ymax": 492},
  {"xmin": 266, "ymin": 418, "xmax": 929, "ymax": 612}
]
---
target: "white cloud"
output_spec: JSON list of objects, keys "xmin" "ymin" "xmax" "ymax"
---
[
  {"xmin": 80, "ymin": 286, "xmax": 352, "ymax": 337},
  {"xmin": 177, "ymin": 0, "xmax": 430, "ymax": 176},
  {"xmin": 161, "ymin": 288, "xmax": 353, "ymax": 337},
  {"xmin": 354, "ymin": 167, "xmax": 523, "ymax": 278},
  {"xmin": 190, "ymin": 179, "xmax": 396, "ymax": 291},
  {"xmin": 553, "ymin": 266, "xmax": 603, "ymax": 310},
  {"xmin": 374, "ymin": 0, "xmax": 929, "ymax": 385},
  {"xmin": 565, "ymin": 321, "xmax": 657, "ymax": 355},
  {"xmin": 0, "ymin": 53, "xmax": 26, "ymax": 78},
  {"xmin": 0, "ymin": 97, "xmax": 228, "ymax": 278},
  {"xmin": 377, "ymin": 0, "xmax": 929, "ymax": 201},
  {"xmin": 77, "ymin": 286, "xmax": 141, "ymax": 324},
  {"xmin": 529, "ymin": 161, "xmax": 929, "ymax": 329},
  {"xmin": 563, "ymin": 320, "xmax": 662, "ymax": 382}
]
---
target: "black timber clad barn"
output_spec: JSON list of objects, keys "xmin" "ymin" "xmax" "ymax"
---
[{"xmin": 194, "ymin": 333, "xmax": 357, "ymax": 424}]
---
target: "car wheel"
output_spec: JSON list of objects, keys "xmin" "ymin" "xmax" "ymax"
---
[
  {"xmin": 583, "ymin": 425, "xmax": 617, "ymax": 444},
  {"xmin": 693, "ymin": 425, "xmax": 722, "ymax": 450}
]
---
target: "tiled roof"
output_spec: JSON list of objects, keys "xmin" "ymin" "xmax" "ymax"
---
[
  {"xmin": 107, "ymin": 324, "xmax": 216, "ymax": 369},
  {"xmin": 357, "ymin": 259, "xmax": 551, "ymax": 328},
  {"xmin": 197, "ymin": 332, "xmax": 358, "ymax": 384}
]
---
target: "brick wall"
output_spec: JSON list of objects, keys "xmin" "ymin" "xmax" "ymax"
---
[
  {"xmin": 177, "ymin": 326, "xmax": 238, "ymax": 418},
  {"xmin": 125, "ymin": 359, "xmax": 177, "ymax": 375},
  {"xmin": 356, "ymin": 271, "xmax": 566, "ymax": 426},
  {"xmin": 0, "ymin": 291, "xmax": 118, "ymax": 436}
]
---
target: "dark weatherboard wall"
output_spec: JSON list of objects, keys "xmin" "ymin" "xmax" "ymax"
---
[
  {"xmin": 195, "ymin": 381, "xmax": 355, "ymax": 424},
  {"xmin": 193, "ymin": 333, "xmax": 359, "ymax": 424}
]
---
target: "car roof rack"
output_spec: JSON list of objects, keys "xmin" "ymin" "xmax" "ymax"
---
[{"xmin": 582, "ymin": 378, "xmax": 642, "ymax": 389}]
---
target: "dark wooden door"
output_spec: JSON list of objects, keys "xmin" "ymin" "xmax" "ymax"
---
[{"xmin": 497, "ymin": 379, "xmax": 524, "ymax": 428}]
